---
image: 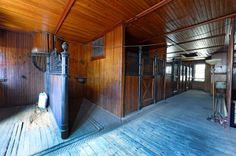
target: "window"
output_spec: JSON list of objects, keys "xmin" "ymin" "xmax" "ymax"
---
[
  {"xmin": 194, "ymin": 64, "xmax": 205, "ymax": 82},
  {"xmin": 91, "ymin": 37, "xmax": 105, "ymax": 59},
  {"xmin": 165, "ymin": 65, "xmax": 172, "ymax": 74}
]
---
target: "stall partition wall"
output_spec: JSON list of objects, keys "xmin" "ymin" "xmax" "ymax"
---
[
  {"xmin": 47, "ymin": 46, "xmax": 69, "ymax": 139},
  {"xmin": 124, "ymin": 48, "xmax": 166, "ymax": 116},
  {"xmin": 32, "ymin": 33, "xmax": 89, "ymax": 138},
  {"xmin": 0, "ymin": 30, "xmax": 44, "ymax": 107},
  {"xmin": 68, "ymin": 43, "xmax": 87, "ymax": 125}
]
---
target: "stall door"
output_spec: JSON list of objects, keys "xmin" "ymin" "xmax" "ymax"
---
[
  {"xmin": 165, "ymin": 62, "xmax": 173, "ymax": 98},
  {"xmin": 142, "ymin": 56, "xmax": 154, "ymax": 107},
  {"xmin": 186, "ymin": 66, "xmax": 190, "ymax": 90},
  {"xmin": 173, "ymin": 62, "xmax": 179, "ymax": 95},
  {"xmin": 155, "ymin": 59, "xmax": 165, "ymax": 101}
]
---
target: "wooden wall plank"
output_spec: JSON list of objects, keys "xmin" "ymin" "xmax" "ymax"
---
[
  {"xmin": 0, "ymin": 29, "xmax": 44, "ymax": 107},
  {"xmin": 83, "ymin": 24, "xmax": 124, "ymax": 117},
  {"xmin": 124, "ymin": 76, "xmax": 138, "ymax": 115}
]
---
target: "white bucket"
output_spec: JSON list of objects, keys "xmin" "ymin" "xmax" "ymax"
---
[{"xmin": 38, "ymin": 92, "xmax": 48, "ymax": 109}]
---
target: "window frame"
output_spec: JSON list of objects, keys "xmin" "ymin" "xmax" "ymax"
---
[{"xmin": 91, "ymin": 37, "xmax": 105, "ymax": 60}]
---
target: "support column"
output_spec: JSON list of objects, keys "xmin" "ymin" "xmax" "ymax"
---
[{"xmin": 61, "ymin": 42, "xmax": 69, "ymax": 139}]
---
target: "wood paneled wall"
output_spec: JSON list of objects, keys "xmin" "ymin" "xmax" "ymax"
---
[
  {"xmin": 0, "ymin": 30, "xmax": 44, "ymax": 107},
  {"xmin": 83, "ymin": 25, "xmax": 125, "ymax": 117},
  {"xmin": 68, "ymin": 42, "xmax": 87, "ymax": 123}
]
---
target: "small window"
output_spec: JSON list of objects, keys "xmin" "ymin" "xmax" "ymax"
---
[
  {"xmin": 194, "ymin": 64, "xmax": 205, "ymax": 82},
  {"xmin": 166, "ymin": 65, "xmax": 172, "ymax": 74},
  {"xmin": 92, "ymin": 37, "xmax": 105, "ymax": 59}
]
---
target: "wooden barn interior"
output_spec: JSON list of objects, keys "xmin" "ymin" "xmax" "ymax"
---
[{"xmin": 0, "ymin": 0, "xmax": 236, "ymax": 155}]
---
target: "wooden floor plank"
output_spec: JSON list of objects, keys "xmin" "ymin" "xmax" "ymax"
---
[
  {"xmin": 1, "ymin": 90, "xmax": 236, "ymax": 156},
  {"xmin": 0, "ymin": 119, "xmax": 14, "ymax": 155},
  {"xmin": 51, "ymin": 90, "xmax": 236, "ymax": 156}
]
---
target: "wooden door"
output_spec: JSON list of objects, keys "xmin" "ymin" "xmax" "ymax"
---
[
  {"xmin": 173, "ymin": 63, "xmax": 179, "ymax": 94},
  {"xmin": 142, "ymin": 56, "xmax": 154, "ymax": 107},
  {"xmin": 155, "ymin": 59, "xmax": 164, "ymax": 101},
  {"xmin": 190, "ymin": 66, "xmax": 193, "ymax": 89},
  {"xmin": 142, "ymin": 76, "xmax": 154, "ymax": 106},
  {"xmin": 186, "ymin": 66, "xmax": 190, "ymax": 90}
]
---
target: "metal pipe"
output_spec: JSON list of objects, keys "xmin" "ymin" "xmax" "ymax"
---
[
  {"xmin": 171, "ymin": 59, "xmax": 175, "ymax": 95},
  {"xmin": 162, "ymin": 59, "xmax": 165, "ymax": 99},
  {"xmin": 138, "ymin": 46, "xmax": 142, "ymax": 111},
  {"xmin": 154, "ymin": 55, "xmax": 157, "ymax": 104}
]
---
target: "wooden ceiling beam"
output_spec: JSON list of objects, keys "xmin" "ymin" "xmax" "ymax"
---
[
  {"xmin": 166, "ymin": 12, "xmax": 236, "ymax": 35},
  {"xmin": 54, "ymin": 0, "xmax": 76, "ymax": 34},
  {"xmin": 125, "ymin": 0, "xmax": 174, "ymax": 24},
  {"xmin": 165, "ymin": 36, "xmax": 187, "ymax": 52}
]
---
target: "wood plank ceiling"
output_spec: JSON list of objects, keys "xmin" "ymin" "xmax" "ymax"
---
[
  {"xmin": 0, "ymin": 0, "xmax": 67, "ymax": 32},
  {"xmin": 0, "ymin": 0, "xmax": 236, "ymax": 60}
]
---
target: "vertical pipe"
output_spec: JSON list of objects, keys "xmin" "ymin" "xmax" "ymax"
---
[
  {"xmin": 138, "ymin": 46, "xmax": 142, "ymax": 111},
  {"xmin": 45, "ymin": 54, "xmax": 50, "ymax": 95},
  {"xmin": 171, "ymin": 59, "xmax": 175, "ymax": 96},
  {"xmin": 154, "ymin": 55, "xmax": 157, "ymax": 104},
  {"xmin": 177, "ymin": 60, "xmax": 180, "ymax": 93},
  {"xmin": 163, "ymin": 59, "xmax": 166, "ymax": 100},
  {"xmin": 212, "ymin": 66, "xmax": 215, "ymax": 117},
  {"xmin": 45, "ymin": 33, "xmax": 50, "ymax": 95},
  {"xmin": 61, "ymin": 42, "xmax": 69, "ymax": 139}
]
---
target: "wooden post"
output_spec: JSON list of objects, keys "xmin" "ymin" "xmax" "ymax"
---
[
  {"xmin": 61, "ymin": 42, "xmax": 69, "ymax": 139},
  {"xmin": 226, "ymin": 17, "xmax": 235, "ymax": 126}
]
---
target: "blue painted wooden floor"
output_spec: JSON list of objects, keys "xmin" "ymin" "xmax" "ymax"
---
[{"xmin": 48, "ymin": 90, "xmax": 236, "ymax": 156}]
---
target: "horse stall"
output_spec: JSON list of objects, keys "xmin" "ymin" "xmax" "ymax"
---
[{"xmin": 124, "ymin": 46, "xmax": 166, "ymax": 115}]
